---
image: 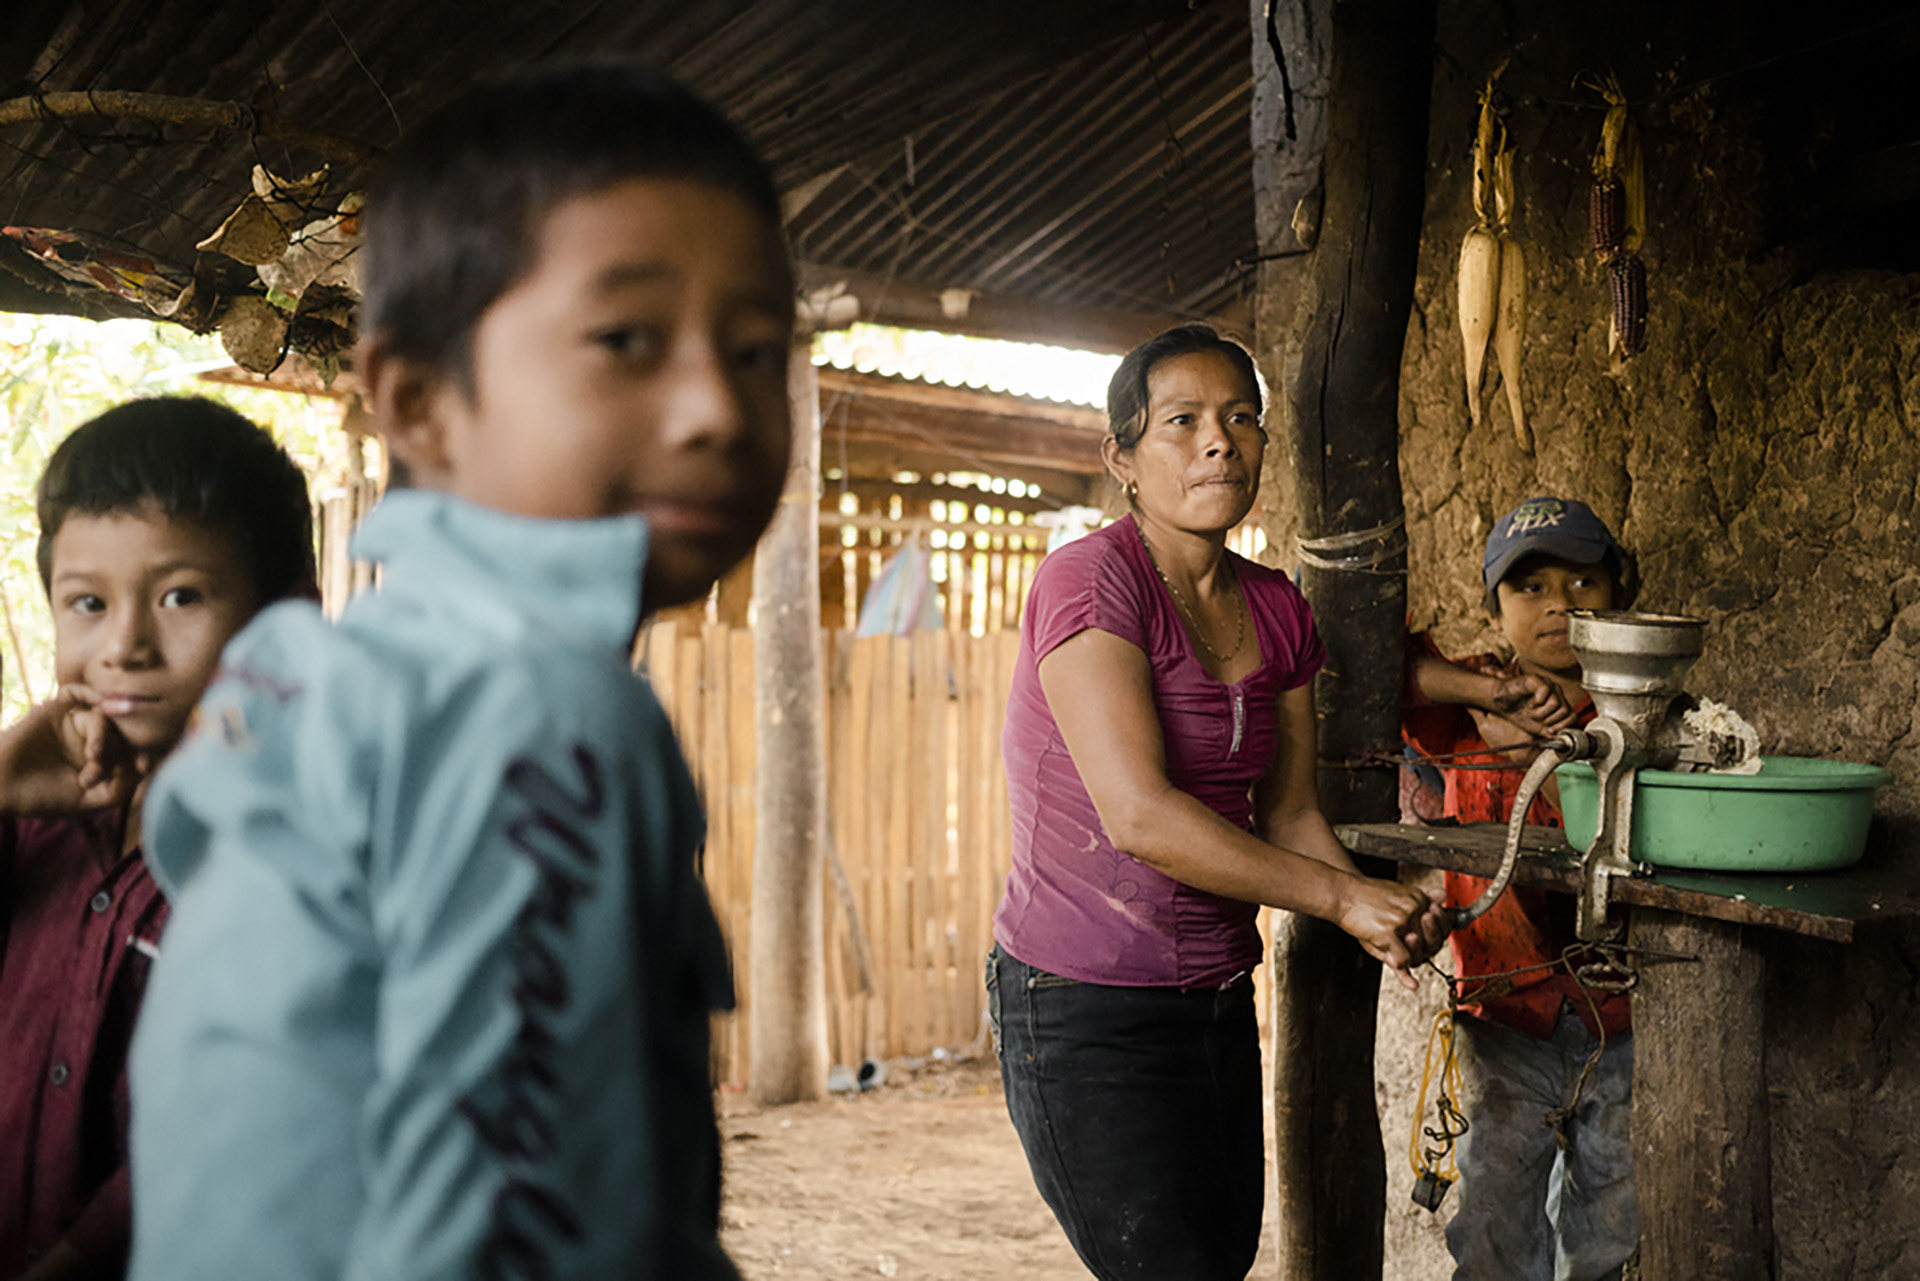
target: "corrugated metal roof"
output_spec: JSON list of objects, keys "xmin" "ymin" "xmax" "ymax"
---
[
  {"xmin": 783, "ymin": 2, "xmax": 1253, "ymax": 318},
  {"xmin": 0, "ymin": 0, "xmax": 1254, "ymax": 340}
]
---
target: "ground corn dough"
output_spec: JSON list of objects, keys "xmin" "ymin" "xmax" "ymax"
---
[{"xmin": 1683, "ymin": 698, "xmax": 1763, "ymax": 774}]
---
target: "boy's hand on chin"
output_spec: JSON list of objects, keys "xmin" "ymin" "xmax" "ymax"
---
[{"xmin": 0, "ymin": 685, "xmax": 145, "ymax": 814}]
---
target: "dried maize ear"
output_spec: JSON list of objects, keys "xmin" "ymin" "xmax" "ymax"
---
[
  {"xmin": 1495, "ymin": 235, "xmax": 1529, "ymax": 452},
  {"xmin": 1458, "ymin": 226, "xmax": 1502, "ymax": 424},
  {"xmin": 1590, "ymin": 177, "xmax": 1625, "ymax": 258},
  {"xmin": 1608, "ymin": 252, "xmax": 1647, "ymax": 356}
]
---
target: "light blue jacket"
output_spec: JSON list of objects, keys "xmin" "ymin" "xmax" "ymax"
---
[{"xmin": 129, "ymin": 491, "xmax": 738, "ymax": 1281}]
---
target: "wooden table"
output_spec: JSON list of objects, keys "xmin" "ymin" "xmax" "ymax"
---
[{"xmin": 1336, "ymin": 821, "xmax": 1920, "ymax": 1281}]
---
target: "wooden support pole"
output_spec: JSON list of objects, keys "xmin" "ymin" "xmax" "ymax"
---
[
  {"xmin": 1629, "ymin": 909, "xmax": 1775, "ymax": 1280},
  {"xmin": 748, "ymin": 347, "xmax": 830, "ymax": 1105},
  {"xmin": 1258, "ymin": 1, "xmax": 1434, "ymax": 1277},
  {"xmin": 1269, "ymin": 910, "xmax": 1395, "ymax": 1279},
  {"xmin": 1285, "ymin": 0, "xmax": 1430, "ymax": 822}
]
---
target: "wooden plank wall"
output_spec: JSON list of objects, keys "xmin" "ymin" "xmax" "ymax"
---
[
  {"xmin": 639, "ymin": 622, "xmax": 1022, "ymax": 1086},
  {"xmin": 827, "ymin": 511, "xmax": 1047, "ymax": 636},
  {"xmin": 824, "ymin": 505, "xmax": 1269, "ymax": 637},
  {"xmin": 314, "ymin": 434, "xmax": 382, "ymax": 619}
]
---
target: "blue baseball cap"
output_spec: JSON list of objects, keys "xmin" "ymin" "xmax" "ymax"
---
[{"xmin": 1482, "ymin": 496, "xmax": 1624, "ymax": 592}]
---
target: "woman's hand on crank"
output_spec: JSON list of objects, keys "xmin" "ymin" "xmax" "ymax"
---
[
  {"xmin": 1336, "ymin": 877, "xmax": 1447, "ymax": 990},
  {"xmin": 1411, "ymin": 896, "xmax": 1453, "ymax": 957}
]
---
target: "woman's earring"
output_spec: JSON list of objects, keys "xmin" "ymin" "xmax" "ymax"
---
[{"xmin": 1125, "ymin": 480, "xmax": 1138, "ymax": 502}]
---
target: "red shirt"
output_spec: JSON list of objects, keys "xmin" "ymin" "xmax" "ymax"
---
[
  {"xmin": 1402, "ymin": 636, "xmax": 1629, "ymax": 1039},
  {"xmin": 0, "ymin": 813, "xmax": 166, "ymax": 1277}
]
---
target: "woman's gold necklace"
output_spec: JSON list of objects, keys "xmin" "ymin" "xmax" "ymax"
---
[{"xmin": 1137, "ymin": 526, "xmax": 1247, "ymax": 664}]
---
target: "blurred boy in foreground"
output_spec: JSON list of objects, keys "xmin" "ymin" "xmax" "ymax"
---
[{"xmin": 129, "ymin": 64, "xmax": 795, "ymax": 1281}]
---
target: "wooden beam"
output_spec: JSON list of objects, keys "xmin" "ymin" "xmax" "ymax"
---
[
  {"xmin": 197, "ymin": 355, "xmax": 353, "ymax": 398},
  {"xmin": 748, "ymin": 348, "xmax": 830, "ymax": 1105},
  {"xmin": 1335, "ymin": 821, "xmax": 1916, "ymax": 944},
  {"xmin": 825, "ymin": 400, "xmax": 1103, "ymax": 478},
  {"xmin": 818, "ymin": 367, "xmax": 1104, "ymax": 431},
  {"xmin": 819, "ymin": 370, "xmax": 1106, "ymax": 478},
  {"xmin": 1630, "ymin": 911, "xmax": 1774, "ymax": 1280},
  {"xmin": 822, "ymin": 512, "xmax": 1048, "ymax": 542},
  {"xmin": 819, "ymin": 438, "xmax": 1101, "ymax": 508},
  {"xmin": 797, "ymin": 261, "xmax": 1225, "ymax": 354},
  {"xmin": 818, "ymin": 468, "xmax": 1077, "ymax": 505},
  {"xmin": 1264, "ymin": 1, "xmax": 1434, "ymax": 1277}
]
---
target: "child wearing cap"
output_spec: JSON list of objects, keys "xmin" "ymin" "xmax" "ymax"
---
[{"xmin": 1403, "ymin": 495, "xmax": 1639, "ymax": 1281}]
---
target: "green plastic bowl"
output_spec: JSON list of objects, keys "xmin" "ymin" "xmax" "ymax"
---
[{"xmin": 1555, "ymin": 756, "xmax": 1893, "ymax": 872}]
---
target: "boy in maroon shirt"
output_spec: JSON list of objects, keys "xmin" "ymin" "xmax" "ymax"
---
[{"xmin": 0, "ymin": 398, "xmax": 314, "ymax": 1281}]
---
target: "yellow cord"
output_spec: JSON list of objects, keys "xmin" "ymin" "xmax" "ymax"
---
[{"xmin": 1409, "ymin": 1006, "xmax": 1467, "ymax": 1182}]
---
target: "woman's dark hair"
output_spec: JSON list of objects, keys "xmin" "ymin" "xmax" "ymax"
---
[
  {"xmin": 361, "ymin": 60, "xmax": 786, "ymax": 387},
  {"xmin": 37, "ymin": 397, "xmax": 317, "ymax": 604},
  {"xmin": 1104, "ymin": 324, "xmax": 1265, "ymax": 451}
]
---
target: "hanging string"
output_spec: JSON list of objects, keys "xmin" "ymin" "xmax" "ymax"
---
[
  {"xmin": 1408, "ymin": 933, "xmax": 1698, "ymax": 1205},
  {"xmin": 1323, "ymin": 741, "xmax": 1563, "ymax": 772},
  {"xmin": 1409, "ymin": 1005, "xmax": 1470, "ymax": 1196},
  {"xmin": 1296, "ymin": 513, "xmax": 1408, "ymax": 573}
]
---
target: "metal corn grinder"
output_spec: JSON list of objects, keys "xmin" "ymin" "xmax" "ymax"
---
[{"xmin": 1453, "ymin": 610, "xmax": 1710, "ymax": 941}]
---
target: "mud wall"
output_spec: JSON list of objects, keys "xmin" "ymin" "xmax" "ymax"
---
[{"xmin": 1253, "ymin": 2, "xmax": 1920, "ymax": 1276}]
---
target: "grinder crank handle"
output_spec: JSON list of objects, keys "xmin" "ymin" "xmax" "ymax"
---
[{"xmin": 1446, "ymin": 728, "xmax": 1596, "ymax": 931}]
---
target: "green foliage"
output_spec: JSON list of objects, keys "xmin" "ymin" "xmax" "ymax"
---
[{"xmin": 0, "ymin": 313, "xmax": 342, "ymax": 723}]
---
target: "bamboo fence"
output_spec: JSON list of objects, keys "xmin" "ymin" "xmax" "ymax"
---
[{"xmin": 639, "ymin": 620, "xmax": 1276, "ymax": 1089}]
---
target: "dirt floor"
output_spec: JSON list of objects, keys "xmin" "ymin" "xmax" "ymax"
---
[
  {"xmin": 718, "ymin": 956, "xmax": 1460, "ymax": 1280},
  {"xmin": 718, "ymin": 1056, "xmax": 1282, "ymax": 1280}
]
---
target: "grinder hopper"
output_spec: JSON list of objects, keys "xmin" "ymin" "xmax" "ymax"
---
[{"xmin": 1569, "ymin": 611, "xmax": 1705, "ymax": 740}]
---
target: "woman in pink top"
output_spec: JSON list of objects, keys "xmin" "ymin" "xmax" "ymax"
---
[{"xmin": 988, "ymin": 325, "xmax": 1448, "ymax": 1280}]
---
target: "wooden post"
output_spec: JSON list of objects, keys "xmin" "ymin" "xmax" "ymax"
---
[
  {"xmin": 714, "ymin": 556, "xmax": 754, "ymax": 628},
  {"xmin": 1257, "ymin": 1, "xmax": 1434, "ymax": 1277},
  {"xmin": 748, "ymin": 347, "xmax": 829, "ymax": 1104},
  {"xmin": 1629, "ymin": 909, "xmax": 1774, "ymax": 1280},
  {"xmin": 1269, "ymin": 910, "xmax": 1397, "ymax": 1279}
]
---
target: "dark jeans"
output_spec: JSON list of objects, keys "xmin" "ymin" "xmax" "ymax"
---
[{"xmin": 987, "ymin": 945, "xmax": 1264, "ymax": 1281}]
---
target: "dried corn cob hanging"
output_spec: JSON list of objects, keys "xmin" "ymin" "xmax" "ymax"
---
[
  {"xmin": 1584, "ymin": 73, "xmax": 1648, "ymax": 361},
  {"xmin": 1495, "ymin": 234, "xmax": 1529, "ymax": 449},
  {"xmin": 1608, "ymin": 252, "xmax": 1647, "ymax": 356},
  {"xmin": 1458, "ymin": 67, "xmax": 1529, "ymax": 451},
  {"xmin": 1490, "ymin": 143, "xmax": 1530, "ymax": 452},
  {"xmin": 1458, "ymin": 224, "xmax": 1500, "ymax": 428},
  {"xmin": 1590, "ymin": 176, "xmax": 1625, "ymax": 257}
]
